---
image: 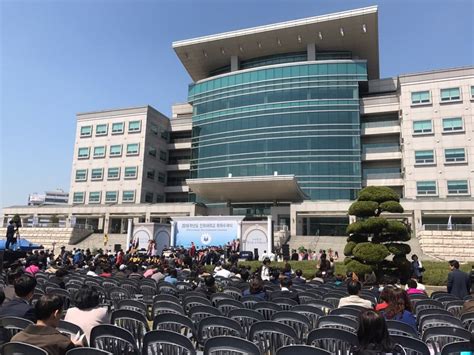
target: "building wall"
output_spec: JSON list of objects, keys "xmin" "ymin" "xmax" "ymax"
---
[{"xmin": 400, "ymin": 68, "xmax": 474, "ymax": 199}]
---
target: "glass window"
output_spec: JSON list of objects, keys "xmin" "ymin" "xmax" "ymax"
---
[
  {"xmin": 73, "ymin": 192, "xmax": 84, "ymax": 204},
  {"xmin": 126, "ymin": 143, "xmax": 139, "ymax": 156},
  {"xmin": 146, "ymin": 169, "xmax": 155, "ymax": 180},
  {"xmin": 112, "ymin": 122, "xmax": 124, "ymax": 134},
  {"xmin": 440, "ymin": 87, "xmax": 461, "ymax": 102},
  {"xmin": 442, "ymin": 117, "xmax": 463, "ymax": 132},
  {"xmin": 415, "ymin": 150, "xmax": 435, "ymax": 165},
  {"xmin": 471, "ymin": 86, "xmax": 474, "ymax": 98},
  {"xmin": 107, "ymin": 167, "xmax": 120, "ymax": 180},
  {"xmin": 122, "ymin": 190, "xmax": 135, "ymax": 202},
  {"xmin": 413, "ymin": 120, "xmax": 432, "ymax": 134},
  {"xmin": 445, "ymin": 148, "xmax": 466, "ymax": 163},
  {"xmin": 91, "ymin": 168, "xmax": 103, "ymax": 181},
  {"xmin": 110, "ymin": 145, "xmax": 122, "ymax": 157},
  {"xmin": 160, "ymin": 150, "xmax": 167, "ymax": 161},
  {"xmin": 161, "ymin": 130, "xmax": 169, "ymax": 140},
  {"xmin": 148, "ymin": 147, "xmax": 157, "ymax": 157},
  {"xmin": 411, "ymin": 91, "xmax": 431, "ymax": 104},
  {"xmin": 75, "ymin": 169, "xmax": 87, "ymax": 181},
  {"xmin": 93, "ymin": 146, "xmax": 106, "ymax": 158},
  {"xmin": 447, "ymin": 180, "xmax": 469, "ymax": 195},
  {"xmin": 96, "ymin": 124, "xmax": 108, "ymax": 136},
  {"xmin": 150, "ymin": 124, "xmax": 159, "ymax": 135},
  {"xmin": 128, "ymin": 120, "xmax": 141, "ymax": 133},
  {"xmin": 145, "ymin": 192, "xmax": 154, "ymax": 203},
  {"xmin": 88, "ymin": 191, "xmax": 101, "ymax": 204},
  {"xmin": 78, "ymin": 147, "xmax": 90, "ymax": 159},
  {"xmin": 158, "ymin": 172, "xmax": 166, "ymax": 183},
  {"xmin": 80, "ymin": 126, "xmax": 92, "ymax": 137},
  {"xmin": 124, "ymin": 166, "xmax": 137, "ymax": 179},
  {"xmin": 105, "ymin": 191, "xmax": 118, "ymax": 203},
  {"xmin": 416, "ymin": 181, "xmax": 437, "ymax": 195}
]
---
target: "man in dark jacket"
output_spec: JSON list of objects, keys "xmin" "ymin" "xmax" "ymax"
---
[
  {"xmin": 447, "ymin": 260, "xmax": 471, "ymax": 299},
  {"xmin": 5, "ymin": 220, "xmax": 17, "ymax": 250},
  {"xmin": 0, "ymin": 274, "xmax": 37, "ymax": 322}
]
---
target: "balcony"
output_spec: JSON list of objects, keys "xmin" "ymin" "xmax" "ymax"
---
[
  {"xmin": 168, "ymin": 141, "xmax": 191, "ymax": 150},
  {"xmin": 360, "ymin": 94, "xmax": 400, "ymax": 115},
  {"xmin": 361, "ymin": 120, "xmax": 400, "ymax": 136},
  {"xmin": 164, "ymin": 185, "xmax": 189, "ymax": 193},
  {"xmin": 362, "ymin": 146, "xmax": 402, "ymax": 161},
  {"xmin": 363, "ymin": 172, "xmax": 404, "ymax": 186}
]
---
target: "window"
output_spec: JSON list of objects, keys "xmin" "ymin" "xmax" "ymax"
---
[
  {"xmin": 161, "ymin": 130, "xmax": 169, "ymax": 140},
  {"xmin": 91, "ymin": 168, "xmax": 104, "ymax": 181},
  {"xmin": 148, "ymin": 147, "xmax": 157, "ymax": 157},
  {"xmin": 105, "ymin": 191, "xmax": 118, "ymax": 203},
  {"xmin": 440, "ymin": 87, "xmax": 461, "ymax": 102},
  {"xmin": 124, "ymin": 166, "xmax": 137, "ymax": 179},
  {"xmin": 442, "ymin": 117, "xmax": 463, "ymax": 132},
  {"xmin": 160, "ymin": 150, "xmax": 167, "ymax": 162},
  {"xmin": 415, "ymin": 150, "xmax": 435, "ymax": 165},
  {"xmin": 80, "ymin": 126, "xmax": 92, "ymax": 137},
  {"xmin": 416, "ymin": 181, "xmax": 437, "ymax": 195},
  {"xmin": 78, "ymin": 147, "xmax": 90, "ymax": 159},
  {"xmin": 75, "ymin": 169, "xmax": 87, "ymax": 182},
  {"xmin": 146, "ymin": 169, "xmax": 155, "ymax": 180},
  {"xmin": 128, "ymin": 120, "xmax": 141, "ymax": 133},
  {"xmin": 122, "ymin": 190, "xmax": 135, "ymax": 202},
  {"xmin": 126, "ymin": 143, "xmax": 139, "ymax": 156},
  {"xmin": 145, "ymin": 192, "xmax": 154, "ymax": 203},
  {"xmin": 88, "ymin": 191, "xmax": 101, "ymax": 204},
  {"xmin": 110, "ymin": 145, "xmax": 122, "ymax": 157},
  {"xmin": 158, "ymin": 172, "xmax": 166, "ymax": 183},
  {"xmin": 413, "ymin": 120, "xmax": 433, "ymax": 134},
  {"xmin": 93, "ymin": 146, "xmax": 106, "ymax": 158},
  {"xmin": 447, "ymin": 180, "xmax": 469, "ymax": 195},
  {"xmin": 411, "ymin": 91, "xmax": 431, "ymax": 105},
  {"xmin": 73, "ymin": 192, "xmax": 84, "ymax": 204},
  {"xmin": 107, "ymin": 167, "xmax": 120, "ymax": 180},
  {"xmin": 150, "ymin": 124, "xmax": 159, "ymax": 135},
  {"xmin": 156, "ymin": 194, "xmax": 164, "ymax": 203},
  {"xmin": 96, "ymin": 124, "xmax": 108, "ymax": 136},
  {"xmin": 471, "ymin": 86, "xmax": 474, "ymax": 99},
  {"xmin": 445, "ymin": 148, "xmax": 466, "ymax": 163},
  {"xmin": 112, "ymin": 122, "xmax": 124, "ymax": 134}
]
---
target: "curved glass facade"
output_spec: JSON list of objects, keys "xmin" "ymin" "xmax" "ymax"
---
[{"xmin": 189, "ymin": 61, "xmax": 367, "ymax": 200}]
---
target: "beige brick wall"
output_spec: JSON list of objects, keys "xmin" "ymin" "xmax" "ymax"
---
[{"xmin": 418, "ymin": 230, "xmax": 474, "ymax": 261}]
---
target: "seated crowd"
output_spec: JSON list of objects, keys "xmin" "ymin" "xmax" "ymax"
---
[{"xmin": 0, "ymin": 246, "xmax": 472, "ymax": 354}]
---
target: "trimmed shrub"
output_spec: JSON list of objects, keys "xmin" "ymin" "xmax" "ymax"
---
[
  {"xmin": 344, "ymin": 242, "xmax": 356, "ymax": 256},
  {"xmin": 358, "ymin": 186, "xmax": 400, "ymax": 203},
  {"xmin": 379, "ymin": 201, "xmax": 404, "ymax": 213},
  {"xmin": 345, "ymin": 259, "xmax": 374, "ymax": 276},
  {"xmin": 352, "ymin": 243, "xmax": 390, "ymax": 263},
  {"xmin": 363, "ymin": 217, "xmax": 389, "ymax": 234},
  {"xmin": 348, "ymin": 201, "xmax": 378, "ymax": 217},
  {"xmin": 347, "ymin": 234, "xmax": 368, "ymax": 243},
  {"xmin": 343, "ymin": 257, "xmax": 352, "ymax": 265},
  {"xmin": 386, "ymin": 220, "xmax": 409, "ymax": 238},
  {"xmin": 346, "ymin": 221, "xmax": 364, "ymax": 235},
  {"xmin": 386, "ymin": 243, "xmax": 411, "ymax": 256}
]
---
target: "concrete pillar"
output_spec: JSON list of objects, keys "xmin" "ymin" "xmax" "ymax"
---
[
  {"xmin": 104, "ymin": 213, "xmax": 110, "ymax": 234},
  {"xmin": 267, "ymin": 216, "xmax": 272, "ymax": 252},
  {"xmin": 145, "ymin": 212, "xmax": 151, "ymax": 223},
  {"xmin": 306, "ymin": 218, "xmax": 311, "ymax": 236},
  {"xmin": 126, "ymin": 218, "xmax": 133, "ymax": 250},
  {"xmin": 32, "ymin": 214, "xmax": 38, "ymax": 227},
  {"xmin": 98, "ymin": 216, "xmax": 104, "ymax": 231},
  {"xmin": 237, "ymin": 220, "xmax": 242, "ymax": 244},
  {"xmin": 307, "ymin": 43, "xmax": 316, "ymax": 61},
  {"xmin": 231, "ymin": 56, "xmax": 239, "ymax": 72},
  {"xmin": 414, "ymin": 209, "xmax": 422, "ymax": 236},
  {"xmin": 170, "ymin": 221, "xmax": 176, "ymax": 247}
]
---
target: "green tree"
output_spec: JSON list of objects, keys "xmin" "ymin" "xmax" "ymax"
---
[
  {"xmin": 50, "ymin": 215, "xmax": 60, "ymax": 225},
  {"xmin": 344, "ymin": 186, "xmax": 411, "ymax": 282},
  {"xmin": 11, "ymin": 214, "xmax": 22, "ymax": 227}
]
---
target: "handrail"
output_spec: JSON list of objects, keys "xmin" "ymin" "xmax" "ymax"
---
[{"xmin": 423, "ymin": 224, "xmax": 474, "ymax": 231}]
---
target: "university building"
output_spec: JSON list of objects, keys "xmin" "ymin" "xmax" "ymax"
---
[{"xmin": 2, "ymin": 6, "xmax": 473, "ymax": 257}]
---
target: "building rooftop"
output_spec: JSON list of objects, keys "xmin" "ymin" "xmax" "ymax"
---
[{"xmin": 173, "ymin": 6, "xmax": 379, "ymax": 81}]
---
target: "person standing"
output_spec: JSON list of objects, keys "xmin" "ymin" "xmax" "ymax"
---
[
  {"xmin": 5, "ymin": 220, "xmax": 17, "ymax": 250},
  {"xmin": 447, "ymin": 260, "xmax": 471, "ymax": 299},
  {"xmin": 411, "ymin": 254, "xmax": 424, "ymax": 283}
]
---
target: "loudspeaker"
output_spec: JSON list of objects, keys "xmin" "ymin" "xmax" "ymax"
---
[
  {"xmin": 253, "ymin": 248, "xmax": 259, "ymax": 261},
  {"xmin": 114, "ymin": 244, "xmax": 122, "ymax": 252},
  {"xmin": 282, "ymin": 244, "xmax": 290, "ymax": 258}
]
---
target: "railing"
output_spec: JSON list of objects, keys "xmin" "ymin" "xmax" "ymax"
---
[
  {"xmin": 168, "ymin": 159, "xmax": 190, "ymax": 165},
  {"xmin": 362, "ymin": 146, "xmax": 401, "ymax": 154},
  {"xmin": 361, "ymin": 120, "xmax": 400, "ymax": 129},
  {"xmin": 423, "ymin": 224, "xmax": 474, "ymax": 231},
  {"xmin": 170, "ymin": 138, "xmax": 191, "ymax": 144},
  {"xmin": 363, "ymin": 172, "xmax": 402, "ymax": 180}
]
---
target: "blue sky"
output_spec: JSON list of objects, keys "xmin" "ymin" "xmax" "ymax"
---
[{"xmin": 1, "ymin": 0, "xmax": 473, "ymax": 207}]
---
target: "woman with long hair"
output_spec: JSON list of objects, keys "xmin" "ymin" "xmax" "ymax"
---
[
  {"xmin": 353, "ymin": 309, "xmax": 395, "ymax": 354},
  {"xmin": 381, "ymin": 287, "xmax": 417, "ymax": 331}
]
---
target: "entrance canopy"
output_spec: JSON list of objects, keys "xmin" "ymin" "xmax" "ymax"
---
[{"xmin": 186, "ymin": 175, "xmax": 307, "ymax": 203}]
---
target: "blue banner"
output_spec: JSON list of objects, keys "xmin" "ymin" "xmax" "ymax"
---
[{"xmin": 175, "ymin": 219, "xmax": 239, "ymax": 248}]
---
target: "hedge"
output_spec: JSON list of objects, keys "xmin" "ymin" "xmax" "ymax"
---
[
  {"xmin": 380, "ymin": 201, "xmax": 404, "ymax": 213},
  {"xmin": 348, "ymin": 201, "xmax": 378, "ymax": 217},
  {"xmin": 357, "ymin": 186, "xmax": 400, "ymax": 203},
  {"xmin": 352, "ymin": 242, "xmax": 390, "ymax": 263}
]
